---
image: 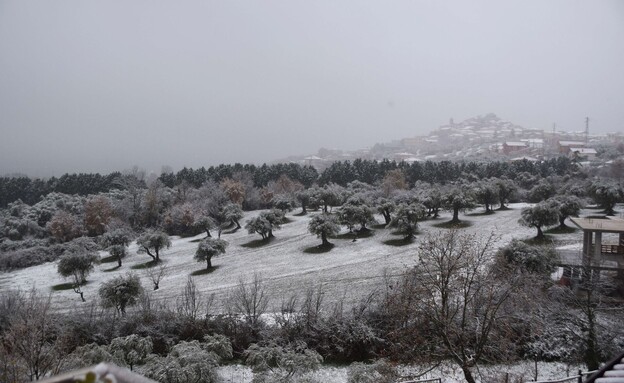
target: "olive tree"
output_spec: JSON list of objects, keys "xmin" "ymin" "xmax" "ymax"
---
[
  {"xmin": 194, "ymin": 214, "xmax": 216, "ymax": 238},
  {"xmin": 548, "ymin": 195, "xmax": 583, "ymax": 228},
  {"xmin": 57, "ymin": 248, "xmax": 99, "ymax": 301},
  {"xmin": 98, "ymin": 273, "xmax": 143, "ymax": 315},
  {"xmin": 443, "ymin": 186, "xmax": 476, "ymax": 223},
  {"xmin": 136, "ymin": 230, "xmax": 171, "ymax": 262},
  {"xmin": 245, "ymin": 209, "xmax": 284, "ymax": 240},
  {"xmin": 195, "ymin": 238, "xmax": 227, "ymax": 269},
  {"xmin": 109, "ymin": 335, "xmax": 153, "ymax": 371},
  {"xmin": 391, "ymin": 203, "xmax": 426, "ymax": 240},
  {"xmin": 589, "ymin": 180, "xmax": 622, "ymax": 215},
  {"xmin": 57, "ymin": 250, "xmax": 98, "ymax": 286},
  {"xmin": 519, "ymin": 202, "xmax": 559, "ymax": 239},
  {"xmin": 101, "ymin": 229, "xmax": 131, "ymax": 267},
  {"xmin": 308, "ymin": 213, "xmax": 340, "ymax": 247}
]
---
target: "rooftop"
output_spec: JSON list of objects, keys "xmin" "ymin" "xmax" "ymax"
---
[{"xmin": 570, "ymin": 217, "xmax": 624, "ymax": 233}]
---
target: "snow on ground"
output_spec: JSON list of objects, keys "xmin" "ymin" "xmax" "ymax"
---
[
  {"xmin": 214, "ymin": 361, "xmax": 587, "ymax": 383},
  {"xmin": 0, "ymin": 204, "xmax": 582, "ymax": 313}
]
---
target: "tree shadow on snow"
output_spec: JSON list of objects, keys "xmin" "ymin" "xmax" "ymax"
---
[
  {"xmin": 303, "ymin": 243, "xmax": 335, "ymax": 254},
  {"xmin": 335, "ymin": 230, "xmax": 374, "ymax": 240},
  {"xmin": 131, "ymin": 260, "xmax": 160, "ymax": 270},
  {"xmin": 465, "ymin": 210, "xmax": 495, "ymax": 217},
  {"xmin": 521, "ymin": 236, "xmax": 555, "ymax": 246},
  {"xmin": 545, "ymin": 226, "xmax": 577, "ymax": 235},
  {"xmin": 100, "ymin": 255, "xmax": 118, "ymax": 264},
  {"xmin": 241, "ymin": 238, "xmax": 274, "ymax": 249},
  {"xmin": 383, "ymin": 238, "xmax": 414, "ymax": 247},
  {"xmin": 432, "ymin": 220, "xmax": 473, "ymax": 229},
  {"xmin": 51, "ymin": 282, "xmax": 76, "ymax": 291},
  {"xmin": 191, "ymin": 266, "xmax": 220, "ymax": 276},
  {"xmin": 102, "ymin": 265, "xmax": 121, "ymax": 272},
  {"xmin": 51, "ymin": 281, "xmax": 88, "ymax": 291}
]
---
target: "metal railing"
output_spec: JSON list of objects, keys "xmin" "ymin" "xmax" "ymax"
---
[
  {"xmin": 528, "ymin": 369, "xmax": 596, "ymax": 383},
  {"xmin": 600, "ymin": 244, "xmax": 624, "ymax": 254},
  {"xmin": 583, "ymin": 350, "xmax": 624, "ymax": 382}
]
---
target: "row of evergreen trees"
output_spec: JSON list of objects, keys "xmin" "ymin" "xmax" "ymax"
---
[{"xmin": 0, "ymin": 158, "xmax": 579, "ymax": 208}]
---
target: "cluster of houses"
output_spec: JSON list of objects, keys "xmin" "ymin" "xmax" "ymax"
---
[{"xmin": 283, "ymin": 114, "xmax": 622, "ymax": 170}]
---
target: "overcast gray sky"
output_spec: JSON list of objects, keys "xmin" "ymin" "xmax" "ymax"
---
[{"xmin": 1, "ymin": 0, "xmax": 623, "ymax": 176}]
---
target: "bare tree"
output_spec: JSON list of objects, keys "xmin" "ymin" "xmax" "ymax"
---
[
  {"xmin": 233, "ymin": 273, "xmax": 269, "ymax": 327},
  {"xmin": 144, "ymin": 263, "xmax": 168, "ymax": 290},
  {"xmin": 176, "ymin": 276, "xmax": 203, "ymax": 320},
  {"xmin": 412, "ymin": 230, "xmax": 518, "ymax": 383},
  {"xmin": 3, "ymin": 289, "xmax": 61, "ymax": 381}
]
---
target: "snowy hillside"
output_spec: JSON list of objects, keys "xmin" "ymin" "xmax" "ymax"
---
[{"xmin": 0, "ymin": 203, "xmax": 574, "ymax": 313}]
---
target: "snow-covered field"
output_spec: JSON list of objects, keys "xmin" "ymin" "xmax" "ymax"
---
[
  {"xmin": 0, "ymin": 204, "xmax": 582, "ymax": 313},
  {"xmin": 213, "ymin": 360, "xmax": 588, "ymax": 383}
]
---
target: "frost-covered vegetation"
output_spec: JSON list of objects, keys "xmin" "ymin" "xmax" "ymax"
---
[{"xmin": 1, "ymin": 158, "xmax": 624, "ymax": 382}]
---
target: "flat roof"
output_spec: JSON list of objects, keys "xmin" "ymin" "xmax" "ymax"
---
[{"xmin": 570, "ymin": 217, "xmax": 624, "ymax": 233}]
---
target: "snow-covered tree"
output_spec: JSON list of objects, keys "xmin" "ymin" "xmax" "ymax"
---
[
  {"xmin": 109, "ymin": 335, "xmax": 153, "ymax": 371},
  {"xmin": 527, "ymin": 180, "xmax": 557, "ymax": 203},
  {"xmin": 443, "ymin": 186, "xmax": 476, "ymax": 223},
  {"xmin": 57, "ymin": 246, "xmax": 99, "ymax": 301},
  {"xmin": 194, "ymin": 238, "xmax": 227, "ymax": 269},
  {"xmin": 101, "ymin": 229, "xmax": 131, "ymax": 267},
  {"xmin": 137, "ymin": 230, "xmax": 171, "ymax": 262},
  {"xmin": 83, "ymin": 195, "xmax": 113, "ymax": 236},
  {"xmin": 495, "ymin": 239, "xmax": 558, "ymax": 274},
  {"xmin": 519, "ymin": 203, "xmax": 558, "ymax": 239},
  {"xmin": 99, "ymin": 273, "xmax": 143, "ymax": 315},
  {"xmin": 245, "ymin": 210, "xmax": 284, "ymax": 240},
  {"xmin": 494, "ymin": 178, "xmax": 517, "ymax": 209},
  {"xmin": 244, "ymin": 342, "xmax": 322, "ymax": 383},
  {"xmin": 589, "ymin": 179, "xmax": 622, "ymax": 215},
  {"xmin": 391, "ymin": 203, "xmax": 426, "ymax": 240},
  {"xmin": 163, "ymin": 202, "xmax": 197, "ymax": 236},
  {"xmin": 193, "ymin": 214, "xmax": 215, "ymax": 238},
  {"xmin": 547, "ymin": 195, "xmax": 583, "ymax": 228},
  {"xmin": 375, "ymin": 198, "xmax": 396, "ymax": 226},
  {"xmin": 308, "ymin": 213, "xmax": 340, "ymax": 247},
  {"xmin": 221, "ymin": 202, "xmax": 243, "ymax": 229},
  {"xmin": 413, "ymin": 231, "xmax": 518, "ymax": 383},
  {"xmin": 46, "ymin": 210, "xmax": 83, "ymax": 243},
  {"xmin": 473, "ymin": 180, "xmax": 499, "ymax": 213},
  {"xmin": 143, "ymin": 340, "xmax": 220, "ymax": 383}
]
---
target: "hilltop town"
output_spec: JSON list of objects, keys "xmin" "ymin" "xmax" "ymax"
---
[{"xmin": 284, "ymin": 113, "xmax": 624, "ymax": 170}]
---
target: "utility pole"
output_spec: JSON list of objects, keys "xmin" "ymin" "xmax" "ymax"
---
[{"xmin": 585, "ymin": 117, "xmax": 589, "ymax": 144}]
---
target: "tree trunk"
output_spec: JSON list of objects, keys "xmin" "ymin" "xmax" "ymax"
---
[
  {"xmin": 117, "ymin": 257, "xmax": 122, "ymax": 268},
  {"xmin": 206, "ymin": 257, "xmax": 212, "ymax": 269},
  {"xmin": 206, "ymin": 229, "xmax": 212, "ymax": 238},
  {"xmin": 536, "ymin": 226, "xmax": 544, "ymax": 239},
  {"xmin": 585, "ymin": 307, "xmax": 600, "ymax": 370},
  {"xmin": 559, "ymin": 216, "xmax": 567, "ymax": 228},
  {"xmin": 301, "ymin": 203, "xmax": 307, "ymax": 214},
  {"xmin": 321, "ymin": 232, "xmax": 330, "ymax": 246},
  {"xmin": 234, "ymin": 219, "xmax": 241, "ymax": 229},
  {"xmin": 461, "ymin": 365, "xmax": 477, "ymax": 383},
  {"xmin": 383, "ymin": 212, "xmax": 391, "ymax": 225},
  {"xmin": 452, "ymin": 208, "xmax": 460, "ymax": 223}
]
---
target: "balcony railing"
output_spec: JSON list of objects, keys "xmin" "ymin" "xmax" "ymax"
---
[{"xmin": 600, "ymin": 244, "xmax": 624, "ymax": 255}]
